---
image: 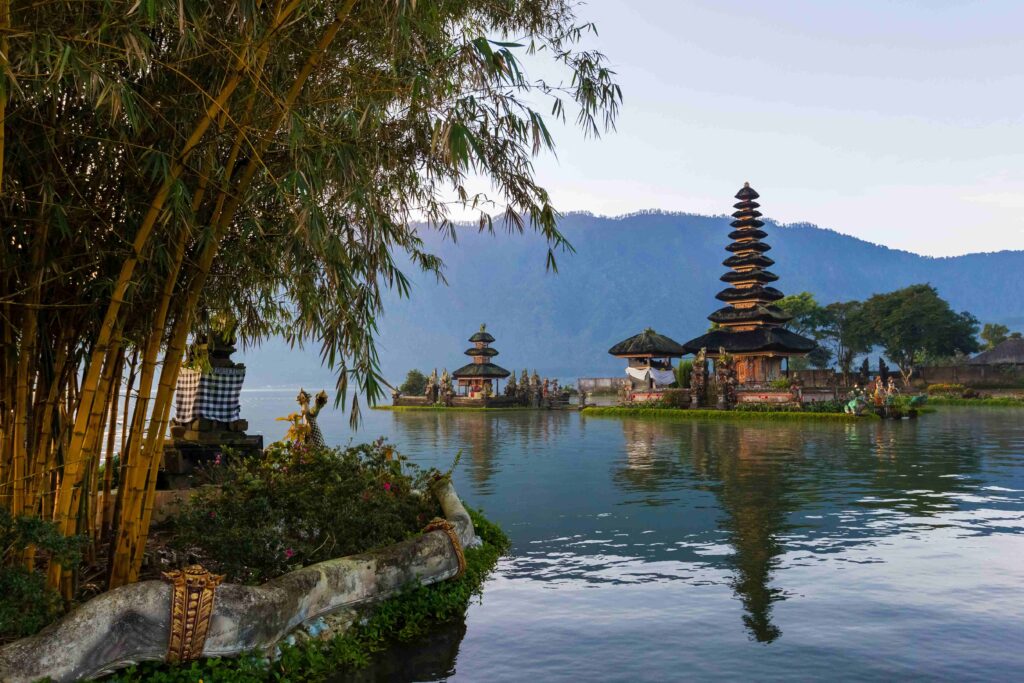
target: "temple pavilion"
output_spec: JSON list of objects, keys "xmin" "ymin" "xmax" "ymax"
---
[
  {"xmin": 609, "ymin": 328, "xmax": 686, "ymax": 391},
  {"xmin": 452, "ymin": 324, "xmax": 511, "ymax": 397},
  {"xmin": 682, "ymin": 183, "xmax": 816, "ymax": 384}
]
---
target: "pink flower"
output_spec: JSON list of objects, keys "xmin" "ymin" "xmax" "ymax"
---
[
  {"xmin": 214, "ymin": 453, "xmax": 222, "ymax": 466},
  {"xmin": 285, "ymin": 548, "xmax": 295, "ymax": 559},
  {"xmin": 383, "ymin": 482, "xmax": 392, "ymax": 492},
  {"xmin": 209, "ymin": 511, "xmax": 216, "ymax": 519}
]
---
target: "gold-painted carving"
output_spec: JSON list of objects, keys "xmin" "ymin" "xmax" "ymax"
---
[{"xmin": 162, "ymin": 564, "xmax": 224, "ymax": 662}]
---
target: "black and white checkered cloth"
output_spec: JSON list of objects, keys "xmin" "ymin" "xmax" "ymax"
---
[{"xmin": 174, "ymin": 367, "xmax": 246, "ymax": 423}]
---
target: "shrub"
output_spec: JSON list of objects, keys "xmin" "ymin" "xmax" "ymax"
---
[
  {"xmin": 659, "ymin": 389, "xmax": 690, "ymax": 408},
  {"xmin": 927, "ymin": 383, "xmax": 967, "ymax": 397},
  {"xmin": 769, "ymin": 377, "xmax": 792, "ymax": 391},
  {"xmin": 0, "ymin": 510, "xmax": 84, "ymax": 643},
  {"xmin": 168, "ymin": 440, "xmax": 442, "ymax": 584}
]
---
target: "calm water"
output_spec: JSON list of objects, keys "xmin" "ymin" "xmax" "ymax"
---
[{"xmin": 241, "ymin": 392, "xmax": 1024, "ymax": 682}]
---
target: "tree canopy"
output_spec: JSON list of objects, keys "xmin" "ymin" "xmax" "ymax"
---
[
  {"xmin": 858, "ymin": 284, "xmax": 980, "ymax": 383},
  {"xmin": 980, "ymin": 323, "xmax": 1010, "ymax": 350},
  {"xmin": 0, "ymin": 0, "xmax": 621, "ymax": 591}
]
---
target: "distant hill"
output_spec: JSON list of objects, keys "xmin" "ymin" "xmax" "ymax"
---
[{"xmin": 240, "ymin": 212, "xmax": 1024, "ymax": 388}]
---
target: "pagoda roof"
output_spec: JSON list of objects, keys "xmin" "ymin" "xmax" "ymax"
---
[
  {"xmin": 708, "ymin": 305, "xmax": 792, "ymax": 325},
  {"xmin": 735, "ymin": 183, "xmax": 760, "ymax": 201},
  {"xmin": 452, "ymin": 362, "xmax": 510, "ymax": 378},
  {"xmin": 724, "ymin": 253, "xmax": 775, "ymax": 269},
  {"xmin": 469, "ymin": 325, "xmax": 495, "ymax": 343},
  {"xmin": 728, "ymin": 228, "xmax": 768, "ymax": 241},
  {"xmin": 682, "ymin": 328, "xmax": 817, "ymax": 355},
  {"xmin": 608, "ymin": 328, "xmax": 687, "ymax": 358},
  {"xmin": 465, "ymin": 347, "xmax": 499, "ymax": 357},
  {"xmin": 726, "ymin": 240, "xmax": 771, "ymax": 254},
  {"xmin": 719, "ymin": 269, "xmax": 780, "ymax": 284},
  {"xmin": 968, "ymin": 337, "xmax": 1024, "ymax": 365},
  {"xmin": 716, "ymin": 285, "xmax": 785, "ymax": 303}
]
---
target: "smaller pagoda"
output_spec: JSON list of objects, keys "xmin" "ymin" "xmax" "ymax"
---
[
  {"xmin": 609, "ymin": 328, "xmax": 686, "ymax": 394},
  {"xmin": 452, "ymin": 324, "xmax": 511, "ymax": 398}
]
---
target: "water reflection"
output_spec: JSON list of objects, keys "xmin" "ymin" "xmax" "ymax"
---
[{"xmin": 236, "ymin": 395, "xmax": 1024, "ymax": 681}]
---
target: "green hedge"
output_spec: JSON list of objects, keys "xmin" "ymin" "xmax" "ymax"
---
[
  {"xmin": 103, "ymin": 507, "xmax": 509, "ymax": 682},
  {"xmin": 373, "ymin": 405, "xmax": 535, "ymax": 413},
  {"xmin": 581, "ymin": 406, "xmax": 874, "ymax": 422},
  {"xmin": 927, "ymin": 397, "xmax": 1024, "ymax": 408}
]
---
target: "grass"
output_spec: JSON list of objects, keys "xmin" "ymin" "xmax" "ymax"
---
[
  {"xmin": 373, "ymin": 405, "xmax": 537, "ymax": 413},
  {"xmin": 926, "ymin": 397, "xmax": 1024, "ymax": 408},
  {"xmin": 581, "ymin": 406, "xmax": 877, "ymax": 422},
  {"xmin": 102, "ymin": 507, "xmax": 509, "ymax": 682}
]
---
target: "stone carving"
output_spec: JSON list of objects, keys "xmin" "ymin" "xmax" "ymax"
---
[
  {"xmin": 162, "ymin": 565, "xmax": 224, "ymax": 663},
  {"xmin": 715, "ymin": 347, "xmax": 738, "ymax": 410},
  {"xmin": 690, "ymin": 347, "xmax": 708, "ymax": 408}
]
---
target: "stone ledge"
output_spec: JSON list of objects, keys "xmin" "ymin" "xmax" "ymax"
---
[{"xmin": 0, "ymin": 481, "xmax": 474, "ymax": 683}]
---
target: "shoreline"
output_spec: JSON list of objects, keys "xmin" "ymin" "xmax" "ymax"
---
[{"xmin": 581, "ymin": 406, "xmax": 877, "ymax": 422}]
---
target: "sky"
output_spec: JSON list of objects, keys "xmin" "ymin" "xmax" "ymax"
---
[{"xmin": 475, "ymin": 0, "xmax": 1024, "ymax": 257}]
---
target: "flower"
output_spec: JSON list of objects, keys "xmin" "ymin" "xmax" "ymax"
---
[
  {"xmin": 285, "ymin": 548, "xmax": 295, "ymax": 559},
  {"xmin": 214, "ymin": 453, "xmax": 222, "ymax": 466},
  {"xmin": 383, "ymin": 482, "xmax": 392, "ymax": 492},
  {"xmin": 209, "ymin": 511, "xmax": 216, "ymax": 519}
]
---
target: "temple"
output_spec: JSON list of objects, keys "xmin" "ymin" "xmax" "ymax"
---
[
  {"xmin": 452, "ymin": 324, "xmax": 511, "ymax": 397},
  {"xmin": 682, "ymin": 183, "xmax": 816, "ymax": 385},
  {"xmin": 608, "ymin": 328, "xmax": 686, "ymax": 400}
]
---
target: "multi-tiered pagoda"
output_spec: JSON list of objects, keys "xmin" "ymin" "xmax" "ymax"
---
[
  {"xmin": 452, "ymin": 324, "xmax": 511, "ymax": 397},
  {"xmin": 682, "ymin": 183, "xmax": 815, "ymax": 385}
]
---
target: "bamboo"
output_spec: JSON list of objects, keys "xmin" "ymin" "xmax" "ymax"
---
[
  {"xmin": 49, "ymin": 0, "xmax": 303, "ymax": 559},
  {"xmin": 101, "ymin": 350, "xmax": 124, "ymax": 542}
]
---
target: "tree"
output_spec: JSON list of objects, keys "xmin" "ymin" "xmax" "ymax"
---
[
  {"xmin": 777, "ymin": 292, "xmax": 828, "ymax": 338},
  {"xmin": 859, "ymin": 285, "xmax": 980, "ymax": 385},
  {"xmin": 980, "ymin": 323, "xmax": 1010, "ymax": 350},
  {"xmin": 818, "ymin": 301, "xmax": 873, "ymax": 380},
  {"xmin": 399, "ymin": 370, "xmax": 428, "ymax": 396},
  {"xmin": 1, "ymin": 0, "xmax": 622, "ymax": 592}
]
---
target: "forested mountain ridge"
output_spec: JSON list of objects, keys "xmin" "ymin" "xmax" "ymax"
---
[{"xmin": 242, "ymin": 212, "xmax": 1024, "ymax": 386}]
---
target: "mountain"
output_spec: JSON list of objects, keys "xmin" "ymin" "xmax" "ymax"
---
[{"xmin": 240, "ymin": 212, "xmax": 1024, "ymax": 388}]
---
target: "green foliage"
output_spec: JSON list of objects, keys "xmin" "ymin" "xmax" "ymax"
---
[
  {"xmin": 658, "ymin": 389, "xmax": 690, "ymax": 408},
  {"xmin": 859, "ymin": 284, "xmax": 980, "ymax": 383},
  {"xmin": 674, "ymin": 360, "xmax": 693, "ymax": 389},
  {"xmin": 168, "ymin": 441, "xmax": 440, "ymax": 584},
  {"xmin": 980, "ymin": 323, "xmax": 1010, "ymax": 350},
  {"xmin": 928, "ymin": 396, "xmax": 1024, "ymax": 407},
  {"xmin": 819, "ymin": 300, "xmax": 873, "ymax": 376},
  {"xmin": 777, "ymin": 292, "xmax": 828, "ymax": 338},
  {"xmin": 0, "ymin": 510, "xmax": 84, "ymax": 642},
  {"xmin": 769, "ymin": 378, "xmax": 792, "ymax": 390},
  {"xmin": 927, "ymin": 383, "xmax": 968, "ymax": 397},
  {"xmin": 103, "ymin": 508, "xmax": 509, "ymax": 682},
  {"xmin": 398, "ymin": 369, "xmax": 429, "ymax": 396}
]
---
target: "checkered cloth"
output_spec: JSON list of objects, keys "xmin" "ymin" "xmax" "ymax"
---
[{"xmin": 174, "ymin": 367, "xmax": 246, "ymax": 423}]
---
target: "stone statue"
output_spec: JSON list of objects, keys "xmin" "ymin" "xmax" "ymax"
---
[
  {"xmin": 296, "ymin": 388, "xmax": 328, "ymax": 448},
  {"xmin": 425, "ymin": 368, "xmax": 439, "ymax": 402},
  {"xmin": 505, "ymin": 373, "xmax": 518, "ymax": 397},
  {"xmin": 715, "ymin": 348, "xmax": 738, "ymax": 410},
  {"xmin": 690, "ymin": 347, "xmax": 708, "ymax": 408}
]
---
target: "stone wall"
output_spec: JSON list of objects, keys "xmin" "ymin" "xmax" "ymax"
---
[{"xmin": 0, "ymin": 482, "xmax": 475, "ymax": 683}]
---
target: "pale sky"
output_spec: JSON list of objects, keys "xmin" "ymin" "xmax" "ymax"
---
[{"xmin": 498, "ymin": 0, "xmax": 1024, "ymax": 257}]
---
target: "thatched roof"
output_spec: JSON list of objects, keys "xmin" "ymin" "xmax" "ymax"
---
[
  {"xmin": 608, "ymin": 328, "xmax": 687, "ymax": 357},
  {"xmin": 452, "ymin": 362, "xmax": 510, "ymax": 379},
  {"xmin": 969, "ymin": 337, "xmax": 1024, "ymax": 365},
  {"xmin": 682, "ymin": 328, "xmax": 817, "ymax": 355},
  {"xmin": 468, "ymin": 323, "xmax": 495, "ymax": 343}
]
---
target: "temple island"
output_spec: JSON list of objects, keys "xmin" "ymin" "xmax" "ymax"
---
[
  {"xmin": 391, "ymin": 324, "xmax": 571, "ymax": 409},
  {"xmin": 604, "ymin": 183, "xmax": 881, "ymax": 414}
]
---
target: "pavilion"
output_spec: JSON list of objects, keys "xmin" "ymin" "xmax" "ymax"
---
[
  {"xmin": 682, "ymin": 183, "xmax": 816, "ymax": 385},
  {"xmin": 609, "ymin": 328, "xmax": 686, "ymax": 392},
  {"xmin": 452, "ymin": 324, "xmax": 511, "ymax": 397}
]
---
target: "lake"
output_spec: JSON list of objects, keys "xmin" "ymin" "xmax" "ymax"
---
[{"xmin": 241, "ymin": 393, "xmax": 1024, "ymax": 682}]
